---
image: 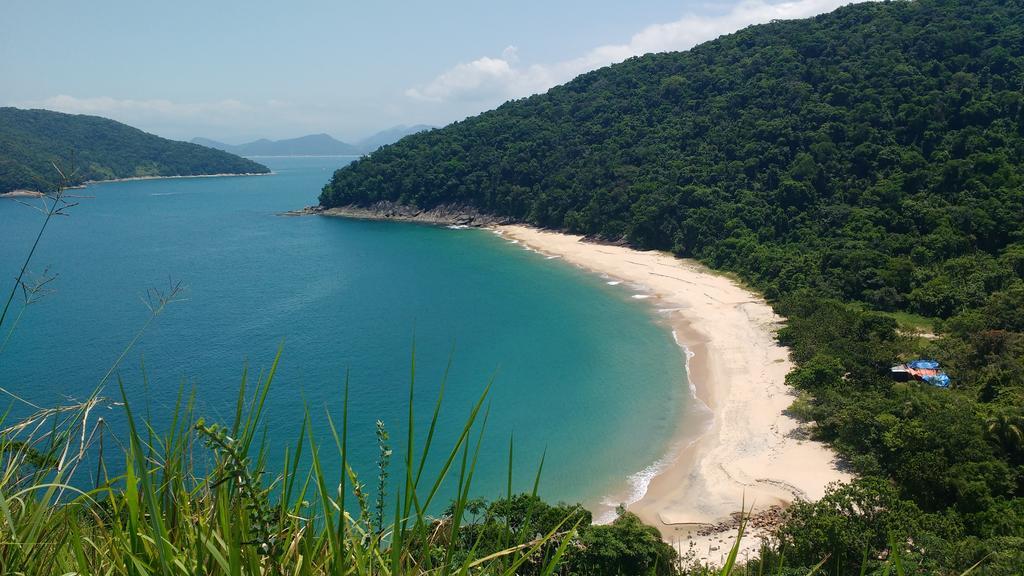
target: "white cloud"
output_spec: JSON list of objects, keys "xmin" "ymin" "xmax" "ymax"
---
[
  {"xmin": 8, "ymin": 1, "xmax": 867, "ymax": 139},
  {"xmin": 25, "ymin": 94, "xmax": 252, "ymax": 118},
  {"xmin": 405, "ymin": 51, "xmax": 518, "ymax": 102},
  {"xmin": 10, "ymin": 95, "xmax": 323, "ymax": 141},
  {"xmin": 407, "ymin": 0, "xmax": 860, "ymax": 104}
]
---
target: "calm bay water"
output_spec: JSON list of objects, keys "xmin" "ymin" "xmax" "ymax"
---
[{"xmin": 0, "ymin": 156, "xmax": 686, "ymax": 513}]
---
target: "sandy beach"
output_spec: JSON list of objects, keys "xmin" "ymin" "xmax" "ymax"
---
[
  {"xmin": 0, "ymin": 189, "xmax": 46, "ymax": 198},
  {"xmin": 83, "ymin": 172, "xmax": 271, "ymax": 185},
  {"xmin": 495, "ymin": 224, "xmax": 852, "ymax": 565}
]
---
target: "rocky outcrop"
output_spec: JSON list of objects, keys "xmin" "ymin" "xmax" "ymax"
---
[{"xmin": 282, "ymin": 201, "xmax": 512, "ymax": 227}]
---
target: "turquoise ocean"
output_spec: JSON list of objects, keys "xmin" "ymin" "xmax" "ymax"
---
[{"xmin": 0, "ymin": 156, "xmax": 688, "ymax": 517}]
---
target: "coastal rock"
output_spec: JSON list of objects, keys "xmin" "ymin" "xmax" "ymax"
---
[
  {"xmin": 693, "ymin": 505, "xmax": 786, "ymax": 538},
  {"xmin": 306, "ymin": 201, "xmax": 511, "ymax": 227},
  {"xmin": 278, "ymin": 205, "xmax": 326, "ymax": 217}
]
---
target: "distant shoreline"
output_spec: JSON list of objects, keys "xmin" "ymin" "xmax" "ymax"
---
[
  {"xmin": 1, "ymin": 172, "xmax": 273, "ymax": 198},
  {"xmin": 83, "ymin": 172, "xmax": 272, "ymax": 185},
  {"xmin": 244, "ymin": 154, "xmax": 362, "ymax": 158},
  {"xmin": 283, "ymin": 202, "xmax": 510, "ymax": 227},
  {"xmin": 0, "ymin": 189, "xmax": 46, "ymax": 198}
]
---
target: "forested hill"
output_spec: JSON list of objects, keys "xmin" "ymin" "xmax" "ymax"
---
[
  {"xmin": 322, "ymin": 0, "xmax": 1023, "ymax": 318},
  {"xmin": 324, "ymin": 2, "xmax": 1024, "ymax": 572},
  {"xmin": 0, "ymin": 107, "xmax": 269, "ymax": 193}
]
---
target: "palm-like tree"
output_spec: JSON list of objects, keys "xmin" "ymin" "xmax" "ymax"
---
[{"xmin": 985, "ymin": 411, "xmax": 1024, "ymax": 460}]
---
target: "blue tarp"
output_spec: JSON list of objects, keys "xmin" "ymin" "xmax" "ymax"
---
[
  {"xmin": 907, "ymin": 359, "xmax": 940, "ymax": 370},
  {"xmin": 922, "ymin": 374, "xmax": 951, "ymax": 388}
]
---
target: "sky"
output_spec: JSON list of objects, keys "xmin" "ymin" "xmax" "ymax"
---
[{"xmin": 1, "ymin": 0, "xmax": 857, "ymax": 143}]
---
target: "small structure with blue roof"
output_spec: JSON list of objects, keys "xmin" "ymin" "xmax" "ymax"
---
[{"xmin": 891, "ymin": 359, "xmax": 950, "ymax": 388}]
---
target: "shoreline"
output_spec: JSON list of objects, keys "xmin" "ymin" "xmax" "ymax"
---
[
  {"xmin": 83, "ymin": 172, "xmax": 272, "ymax": 185},
  {"xmin": 0, "ymin": 189, "xmax": 46, "ymax": 198},
  {"xmin": 2, "ymin": 172, "xmax": 272, "ymax": 198},
  {"xmin": 493, "ymin": 224, "xmax": 852, "ymax": 565},
  {"xmin": 286, "ymin": 202, "xmax": 510, "ymax": 227}
]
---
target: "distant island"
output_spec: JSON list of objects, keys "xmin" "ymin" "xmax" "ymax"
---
[
  {"xmin": 0, "ymin": 107, "xmax": 269, "ymax": 194},
  {"xmin": 192, "ymin": 125, "xmax": 433, "ymax": 157}
]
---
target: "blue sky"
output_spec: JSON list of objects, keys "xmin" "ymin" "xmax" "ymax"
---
[{"xmin": 1, "ymin": 0, "xmax": 854, "ymax": 142}]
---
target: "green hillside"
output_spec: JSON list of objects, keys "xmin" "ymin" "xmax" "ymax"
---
[
  {"xmin": 323, "ymin": 0, "xmax": 1024, "ymax": 572},
  {"xmin": 0, "ymin": 107, "xmax": 269, "ymax": 193},
  {"xmin": 322, "ymin": 0, "xmax": 1023, "ymax": 318}
]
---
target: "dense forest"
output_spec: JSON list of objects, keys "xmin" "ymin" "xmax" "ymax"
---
[
  {"xmin": 0, "ymin": 107, "xmax": 269, "ymax": 193},
  {"xmin": 323, "ymin": 0, "xmax": 1024, "ymax": 573}
]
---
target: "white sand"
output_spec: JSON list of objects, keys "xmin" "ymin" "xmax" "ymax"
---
[
  {"xmin": 495, "ymin": 225, "xmax": 852, "ymax": 565},
  {"xmin": 0, "ymin": 189, "xmax": 45, "ymax": 198},
  {"xmin": 83, "ymin": 172, "xmax": 271, "ymax": 185}
]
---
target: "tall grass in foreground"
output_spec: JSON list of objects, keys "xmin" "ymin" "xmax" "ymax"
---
[{"xmin": 0, "ymin": 348, "xmax": 582, "ymax": 575}]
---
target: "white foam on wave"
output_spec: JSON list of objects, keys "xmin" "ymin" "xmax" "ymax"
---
[
  {"xmin": 446, "ymin": 224, "xmax": 469, "ymax": 230},
  {"xmin": 631, "ymin": 294, "xmax": 651, "ymax": 299},
  {"xmin": 593, "ymin": 334, "xmax": 714, "ymax": 525},
  {"xmin": 595, "ymin": 419, "xmax": 709, "ymax": 524},
  {"xmin": 606, "ymin": 280, "xmax": 621, "ymax": 286},
  {"xmin": 546, "ymin": 255, "xmax": 561, "ymax": 260},
  {"xmin": 507, "ymin": 239, "xmax": 520, "ymax": 245},
  {"xmin": 596, "ymin": 454, "xmax": 676, "ymax": 524},
  {"xmin": 672, "ymin": 331, "xmax": 703, "ymax": 399}
]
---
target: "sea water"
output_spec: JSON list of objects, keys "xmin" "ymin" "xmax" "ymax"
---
[{"xmin": 0, "ymin": 156, "xmax": 686, "ymax": 515}]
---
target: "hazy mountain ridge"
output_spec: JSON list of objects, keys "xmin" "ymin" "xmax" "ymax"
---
[
  {"xmin": 192, "ymin": 133, "xmax": 361, "ymax": 156},
  {"xmin": 192, "ymin": 125, "xmax": 433, "ymax": 157},
  {"xmin": 354, "ymin": 124, "xmax": 434, "ymax": 152}
]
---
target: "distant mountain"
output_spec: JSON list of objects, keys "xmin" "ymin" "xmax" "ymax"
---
[
  {"xmin": 191, "ymin": 134, "xmax": 361, "ymax": 156},
  {"xmin": 0, "ymin": 108, "xmax": 269, "ymax": 194},
  {"xmin": 192, "ymin": 125, "xmax": 435, "ymax": 157},
  {"xmin": 191, "ymin": 137, "xmax": 233, "ymax": 149},
  {"xmin": 355, "ymin": 124, "xmax": 434, "ymax": 153}
]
